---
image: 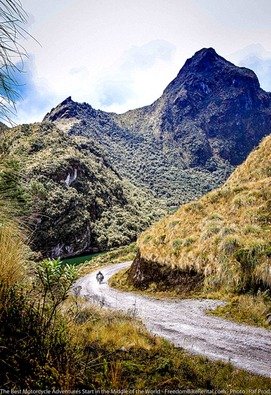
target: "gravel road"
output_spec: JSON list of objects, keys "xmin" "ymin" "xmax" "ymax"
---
[{"xmin": 74, "ymin": 261, "xmax": 271, "ymax": 378}]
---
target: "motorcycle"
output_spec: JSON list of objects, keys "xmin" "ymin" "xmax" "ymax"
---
[{"xmin": 96, "ymin": 271, "xmax": 104, "ymax": 284}]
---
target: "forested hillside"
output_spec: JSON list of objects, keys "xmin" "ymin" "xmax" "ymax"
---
[{"xmin": 0, "ymin": 123, "xmax": 164, "ymax": 258}]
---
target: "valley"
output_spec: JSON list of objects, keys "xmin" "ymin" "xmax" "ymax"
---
[
  {"xmin": 0, "ymin": 122, "xmax": 164, "ymax": 258},
  {"xmin": 2, "ymin": 48, "xmax": 271, "ymax": 261},
  {"xmin": 1, "ymin": 46, "xmax": 271, "ymax": 389}
]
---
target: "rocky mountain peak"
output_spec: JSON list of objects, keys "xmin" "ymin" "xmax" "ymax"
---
[
  {"xmin": 43, "ymin": 96, "xmax": 96, "ymax": 122},
  {"xmin": 164, "ymin": 47, "xmax": 260, "ymax": 95},
  {"xmin": 182, "ymin": 47, "xmax": 222, "ymax": 72}
]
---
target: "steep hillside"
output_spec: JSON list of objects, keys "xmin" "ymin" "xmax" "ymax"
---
[
  {"xmin": 128, "ymin": 134, "xmax": 271, "ymax": 294},
  {"xmin": 44, "ymin": 48, "xmax": 271, "ymax": 206},
  {"xmin": 0, "ymin": 123, "xmax": 164, "ymax": 258}
]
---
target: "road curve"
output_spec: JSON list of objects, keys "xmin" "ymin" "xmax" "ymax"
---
[{"xmin": 74, "ymin": 261, "xmax": 271, "ymax": 378}]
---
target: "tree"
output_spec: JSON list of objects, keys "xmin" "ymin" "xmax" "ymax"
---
[{"xmin": 0, "ymin": 0, "xmax": 29, "ymax": 124}]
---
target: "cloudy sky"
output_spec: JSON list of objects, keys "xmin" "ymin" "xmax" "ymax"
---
[{"xmin": 13, "ymin": 0, "xmax": 271, "ymax": 124}]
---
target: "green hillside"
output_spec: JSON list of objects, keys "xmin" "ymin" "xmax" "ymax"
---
[
  {"xmin": 0, "ymin": 122, "xmax": 164, "ymax": 258},
  {"xmin": 130, "ymin": 134, "xmax": 271, "ymax": 294}
]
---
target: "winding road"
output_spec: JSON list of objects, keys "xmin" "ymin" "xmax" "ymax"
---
[{"xmin": 74, "ymin": 261, "xmax": 271, "ymax": 378}]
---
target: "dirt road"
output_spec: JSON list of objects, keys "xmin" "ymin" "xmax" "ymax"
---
[{"xmin": 74, "ymin": 261, "xmax": 271, "ymax": 378}]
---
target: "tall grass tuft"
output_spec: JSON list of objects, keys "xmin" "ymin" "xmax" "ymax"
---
[
  {"xmin": 0, "ymin": 155, "xmax": 31, "ymax": 304},
  {"xmin": 0, "ymin": 221, "xmax": 28, "ymax": 303}
]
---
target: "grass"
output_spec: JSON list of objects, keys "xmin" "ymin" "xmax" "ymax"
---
[
  {"xmin": 110, "ymin": 263, "xmax": 271, "ymax": 330},
  {"xmin": 1, "ymin": 225, "xmax": 271, "ymax": 389},
  {"xmin": 0, "ymin": 196, "xmax": 32, "ymax": 306},
  {"xmin": 65, "ymin": 297, "xmax": 271, "ymax": 390},
  {"xmin": 0, "ymin": 222, "xmax": 26, "ymax": 292},
  {"xmin": 68, "ymin": 300, "xmax": 156, "ymax": 351},
  {"xmin": 207, "ymin": 292, "xmax": 271, "ymax": 328},
  {"xmin": 70, "ymin": 243, "xmax": 271, "ymax": 388}
]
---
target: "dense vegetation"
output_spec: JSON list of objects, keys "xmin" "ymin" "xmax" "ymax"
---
[
  {"xmin": 0, "ymin": 122, "xmax": 270, "ymax": 391},
  {"xmin": 0, "ymin": 122, "xmax": 164, "ymax": 258},
  {"xmin": 131, "ymin": 134, "xmax": 271, "ymax": 297}
]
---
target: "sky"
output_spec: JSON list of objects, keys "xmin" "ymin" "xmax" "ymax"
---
[{"xmin": 12, "ymin": 0, "xmax": 271, "ymax": 124}]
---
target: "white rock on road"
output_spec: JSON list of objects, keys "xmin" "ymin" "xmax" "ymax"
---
[{"xmin": 74, "ymin": 261, "xmax": 271, "ymax": 378}]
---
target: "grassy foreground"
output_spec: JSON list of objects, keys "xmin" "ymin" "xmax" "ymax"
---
[
  {"xmin": 66, "ymin": 300, "xmax": 271, "ymax": 391},
  {"xmin": 1, "ymin": 239, "xmax": 271, "ymax": 389}
]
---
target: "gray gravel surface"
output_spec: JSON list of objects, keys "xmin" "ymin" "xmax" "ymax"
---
[{"xmin": 74, "ymin": 261, "xmax": 271, "ymax": 378}]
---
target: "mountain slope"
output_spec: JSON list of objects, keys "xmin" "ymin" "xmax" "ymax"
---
[
  {"xmin": 44, "ymin": 48, "xmax": 271, "ymax": 206},
  {"xmin": 0, "ymin": 123, "xmax": 164, "ymax": 258},
  {"xmin": 128, "ymin": 134, "xmax": 271, "ymax": 293}
]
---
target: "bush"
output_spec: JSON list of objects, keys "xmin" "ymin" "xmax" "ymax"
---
[{"xmin": 0, "ymin": 286, "xmax": 83, "ymax": 389}]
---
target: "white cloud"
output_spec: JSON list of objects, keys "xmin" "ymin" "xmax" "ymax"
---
[
  {"xmin": 230, "ymin": 44, "xmax": 271, "ymax": 92},
  {"xmin": 121, "ymin": 40, "xmax": 176, "ymax": 71},
  {"xmin": 94, "ymin": 40, "xmax": 177, "ymax": 111},
  {"xmin": 8, "ymin": 56, "xmax": 57, "ymax": 125}
]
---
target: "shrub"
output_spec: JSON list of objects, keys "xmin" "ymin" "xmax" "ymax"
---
[{"xmin": 35, "ymin": 259, "xmax": 77, "ymax": 330}]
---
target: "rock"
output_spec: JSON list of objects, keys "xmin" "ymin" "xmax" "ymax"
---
[
  {"xmin": 120, "ymin": 346, "xmax": 128, "ymax": 352},
  {"xmin": 266, "ymin": 313, "xmax": 271, "ymax": 325},
  {"xmin": 128, "ymin": 251, "xmax": 204, "ymax": 293}
]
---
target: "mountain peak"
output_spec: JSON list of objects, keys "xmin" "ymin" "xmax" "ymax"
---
[
  {"xmin": 164, "ymin": 47, "xmax": 260, "ymax": 95},
  {"xmin": 44, "ymin": 96, "xmax": 96, "ymax": 123},
  {"xmin": 61, "ymin": 96, "xmax": 74, "ymax": 105},
  {"xmin": 182, "ymin": 47, "xmax": 221, "ymax": 72}
]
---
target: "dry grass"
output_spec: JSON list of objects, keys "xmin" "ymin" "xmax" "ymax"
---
[
  {"xmin": 208, "ymin": 293, "xmax": 271, "ymax": 328},
  {"xmin": 137, "ymin": 135, "xmax": 271, "ymax": 293},
  {"xmin": 68, "ymin": 299, "xmax": 157, "ymax": 351},
  {"xmin": 0, "ymin": 223, "xmax": 25, "ymax": 285},
  {"xmin": 64, "ymin": 297, "xmax": 271, "ymax": 390},
  {"xmin": 0, "ymin": 218, "xmax": 31, "ymax": 306}
]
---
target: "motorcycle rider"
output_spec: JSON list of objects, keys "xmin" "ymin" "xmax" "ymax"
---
[{"xmin": 96, "ymin": 271, "xmax": 104, "ymax": 284}]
